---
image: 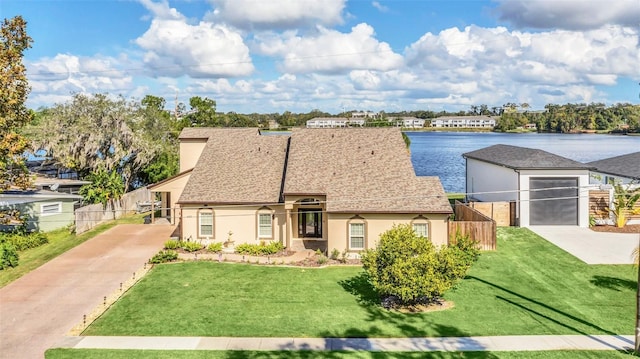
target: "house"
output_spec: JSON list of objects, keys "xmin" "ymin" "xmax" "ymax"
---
[
  {"xmin": 33, "ymin": 175, "xmax": 90, "ymax": 195},
  {"xmin": 431, "ymin": 116, "xmax": 496, "ymax": 128},
  {"xmin": 0, "ymin": 190, "xmax": 82, "ymax": 232},
  {"xmin": 392, "ymin": 117, "xmax": 426, "ymax": 128},
  {"xmin": 587, "ymin": 151, "xmax": 640, "ymax": 185},
  {"xmin": 151, "ymin": 127, "xmax": 453, "ymax": 254},
  {"xmin": 463, "ymin": 144, "xmax": 593, "ymax": 227},
  {"xmin": 306, "ymin": 117, "xmax": 364, "ymax": 128}
]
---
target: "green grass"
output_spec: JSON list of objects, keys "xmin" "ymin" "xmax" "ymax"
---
[
  {"xmin": 0, "ymin": 213, "xmax": 149, "ymax": 287},
  {"xmin": 44, "ymin": 349, "xmax": 638, "ymax": 359},
  {"xmin": 84, "ymin": 227, "xmax": 636, "ymax": 338}
]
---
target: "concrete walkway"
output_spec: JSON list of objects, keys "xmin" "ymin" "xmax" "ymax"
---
[
  {"xmin": 0, "ymin": 224, "xmax": 175, "ymax": 359},
  {"xmin": 529, "ymin": 226, "xmax": 639, "ymax": 264},
  {"xmin": 53, "ymin": 334, "xmax": 634, "ymax": 352}
]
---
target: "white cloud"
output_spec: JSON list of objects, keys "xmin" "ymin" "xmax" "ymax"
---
[
  {"xmin": 494, "ymin": 0, "xmax": 640, "ymax": 30},
  {"xmin": 27, "ymin": 54, "xmax": 133, "ymax": 106},
  {"xmin": 254, "ymin": 23, "xmax": 403, "ymax": 74},
  {"xmin": 209, "ymin": 0, "xmax": 346, "ymax": 30},
  {"xmin": 136, "ymin": 1, "xmax": 253, "ymax": 78},
  {"xmin": 372, "ymin": 1, "xmax": 389, "ymax": 13}
]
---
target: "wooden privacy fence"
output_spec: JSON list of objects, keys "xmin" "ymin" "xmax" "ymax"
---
[
  {"xmin": 589, "ymin": 189, "xmax": 640, "ymax": 222},
  {"xmin": 75, "ymin": 187, "xmax": 151, "ymax": 234},
  {"xmin": 448, "ymin": 200, "xmax": 496, "ymax": 250}
]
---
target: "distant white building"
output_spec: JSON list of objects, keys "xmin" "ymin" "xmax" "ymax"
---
[
  {"xmin": 392, "ymin": 117, "xmax": 426, "ymax": 128},
  {"xmin": 306, "ymin": 117, "xmax": 365, "ymax": 128},
  {"xmin": 351, "ymin": 111, "xmax": 378, "ymax": 119},
  {"xmin": 431, "ymin": 116, "xmax": 496, "ymax": 128}
]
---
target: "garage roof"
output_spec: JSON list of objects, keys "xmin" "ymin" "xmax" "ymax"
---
[{"xmin": 463, "ymin": 144, "xmax": 594, "ymax": 170}]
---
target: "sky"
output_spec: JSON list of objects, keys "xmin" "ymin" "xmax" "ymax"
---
[{"xmin": 3, "ymin": 0, "xmax": 640, "ymax": 114}]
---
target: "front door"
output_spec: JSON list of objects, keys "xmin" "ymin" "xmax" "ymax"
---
[{"xmin": 299, "ymin": 209, "xmax": 322, "ymax": 238}]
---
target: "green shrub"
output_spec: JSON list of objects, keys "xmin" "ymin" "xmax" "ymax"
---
[
  {"xmin": 361, "ymin": 224, "xmax": 479, "ymax": 306},
  {"xmin": 0, "ymin": 232, "xmax": 49, "ymax": 251},
  {"xmin": 0, "ymin": 242, "xmax": 19, "ymax": 270},
  {"xmin": 181, "ymin": 241, "xmax": 204, "ymax": 252},
  {"xmin": 149, "ymin": 250, "xmax": 178, "ymax": 264},
  {"xmin": 316, "ymin": 254, "xmax": 328, "ymax": 265},
  {"xmin": 164, "ymin": 239, "xmax": 180, "ymax": 250},
  {"xmin": 330, "ymin": 248, "xmax": 340, "ymax": 260},
  {"xmin": 235, "ymin": 241, "xmax": 284, "ymax": 256},
  {"xmin": 207, "ymin": 242, "xmax": 223, "ymax": 253}
]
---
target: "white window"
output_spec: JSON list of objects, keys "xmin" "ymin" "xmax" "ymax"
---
[
  {"xmin": 199, "ymin": 210, "xmax": 213, "ymax": 238},
  {"xmin": 41, "ymin": 202, "xmax": 62, "ymax": 216},
  {"xmin": 349, "ymin": 222, "xmax": 365, "ymax": 250},
  {"xmin": 412, "ymin": 223, "xmax": 429, "ymax": 238},
  {"xmin": 258, "ymin": 213, "xmax": 272, "ymax": 238}
]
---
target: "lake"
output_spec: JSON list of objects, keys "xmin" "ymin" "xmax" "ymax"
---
[{"xmin": 406, "ymin": 132, "xmax": 640, "ymax": 193}]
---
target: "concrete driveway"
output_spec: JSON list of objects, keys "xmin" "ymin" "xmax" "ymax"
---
[
  {"xmin": 0, "ymin": 224, "xmax": 174, "ymax": 359},
  {"xmin": 529, "ymin": 226, "xmax": 640, "ymax": 265}
]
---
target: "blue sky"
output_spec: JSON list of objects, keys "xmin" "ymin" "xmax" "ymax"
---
[{"xmin": 3, "ymin": 0, "xmax": 639, "ymax": 114}]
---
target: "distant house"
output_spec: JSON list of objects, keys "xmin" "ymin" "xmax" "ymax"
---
[
  {"xmin": 0, "ymin": 190, "xmax": 82, "ymax": 232},
  {"xmin": 150, "ymin": 128, "xmax": 452, "ymax": 254},
  {"xmin": 587, "ymin": 151, "xmax": 640, "ymax": 185},
  {"xmin": 463, "ymin": 144, "xmax": 593, "ymax": 227},
  {"xmin": 432, "ymin": 116, "xmax": 496, "ymax": 128},
  {"xmin": 306, "ymin": 117, "xmax": 364, "ymax": 128},
  {"xmin": 392, "ymin": 117, "xmax": 426, "ymax": 128}
]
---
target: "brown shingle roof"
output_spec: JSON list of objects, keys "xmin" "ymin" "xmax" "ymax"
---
[
  {"xmin": 178, "ymin": 130, "xmax": 288, "ymax": 204},
  {"xmin": 178, "ymin": 127, "xmax": 259, "ymax": 140},
  {"xmin": 284, "ymin": 128, "xmax": 452, "ymax": 213}
]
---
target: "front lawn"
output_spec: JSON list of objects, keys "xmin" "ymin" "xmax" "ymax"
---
[
  {"xmin": 45, "ymin": 349, "xmax": 636, "ymax": 359},
  {"xmin": 84, "ymin": 227, "xmax": 636, "ymax": 338}
]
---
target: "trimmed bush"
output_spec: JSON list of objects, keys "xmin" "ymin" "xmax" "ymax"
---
[
  {"xmin": 235, "ymin": 241, "xmax": 284, "ymax": 256},
  {"xmin": 1, "ymin": 232, "xmax": 49, "ymax": 251},
  {"xmin": 0, "ymin": 242, "xmax": 19, "ymax": 270},
  {"xmin": 149, "ymin": 250, "xmax": 178, "ymax": 264},
  {"xmin": 164, "ymin": 239, "xmax": 180, "ymax": 250},
  {"xmin": 181, "ymin": 241, "xmax": 204, "ymax": 252},
  {"xmin": 207, "ymin": 242, "xmax": 223, "ymax": 253},
  {"xmin": 361, "ymin": 224, "xmax": 479, "ymax": 306}
]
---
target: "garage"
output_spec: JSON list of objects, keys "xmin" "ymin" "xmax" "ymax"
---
[{"xmin": 529, "ymin": 177, "xmax": 578, "ymax": 225}]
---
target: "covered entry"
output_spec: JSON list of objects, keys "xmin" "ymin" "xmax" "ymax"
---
[{"xmin": 529, "ymin": 177, "xmax": 578, "ymax": 225}]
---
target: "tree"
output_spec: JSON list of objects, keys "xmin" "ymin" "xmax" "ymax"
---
[
  {"xmin": 27, "ymin": 93, "xmax": 156, "ymax": 190},
  {"xmin": 0, "ymin": 16, "xmax": 33, "ymax": 191},
  {"xmin": 78, "ymin": 167, "xmax": 124, "ymax": 206},
  {"xmin": 184, "ymin": 96, "xmax": 219, "ymax": 127},
  {"xmin": 609, "ymin": 181, "xmax": 640, "ymax": 228},
  {"xmin": 133, "ymin": 95, "xmax": 179, "ymax": 185},
  {"xmin": 361, "ymin": 224, "xmax": 479, "ymax": 307}
]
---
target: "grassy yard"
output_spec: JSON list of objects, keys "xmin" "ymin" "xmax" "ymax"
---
[
  {"xmin": 0, "ymin": 213, "xmax": 148, "ymax": 287},
  {"xmin": 45, "ymin": 349, "xmax": 636, "ymax": 359},
  {"xmin": 84, "ymin": 227, "xmax": 636, "ymax": 338}
]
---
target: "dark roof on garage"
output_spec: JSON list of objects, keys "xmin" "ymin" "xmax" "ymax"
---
[
  {"xmin": 587, "ymin": 151, "xmax": 640, "ymax": 180},
  {"xmin": 463, "ymin": 144, "xmax": 593, "ymax": 170}
]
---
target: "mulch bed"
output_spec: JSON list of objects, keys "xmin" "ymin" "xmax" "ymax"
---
[{"xmin": 590, "ymin": 224, "xmax": 640, "ymax": 234}]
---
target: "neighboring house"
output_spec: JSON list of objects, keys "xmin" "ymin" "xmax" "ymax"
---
[
  {"xmin": 391, "ymin": 117, "xmax": 426, "ymax": 128},
  {"xmin": 33, "ymin": 175, "xmax": 90, "ymax": 195},
  {"xmin": 432, "ymin": 116, "xmax": 496, "ymax": 128},
  {"xmin": 306, "ymin": 117, "xmax": 365, "ymax": 128},
  {"xmin": 463, "ymin": 144, "xmax": 593, "ymax": 227},
  {"xmin": 0, "ymin": 190, "xmax": 82, "ymax": 232},
  {"xmin": 151, "ymin": 127, "xmax": 452, "ymax": 254},
  {"xmin": 587, "ymin": 151, "xmax": 640, "ymax": 185}
]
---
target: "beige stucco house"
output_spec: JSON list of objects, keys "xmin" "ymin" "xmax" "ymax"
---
[{"xmin": 150, "ymin": 127, "xmax": 453, "ymax": 254}]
